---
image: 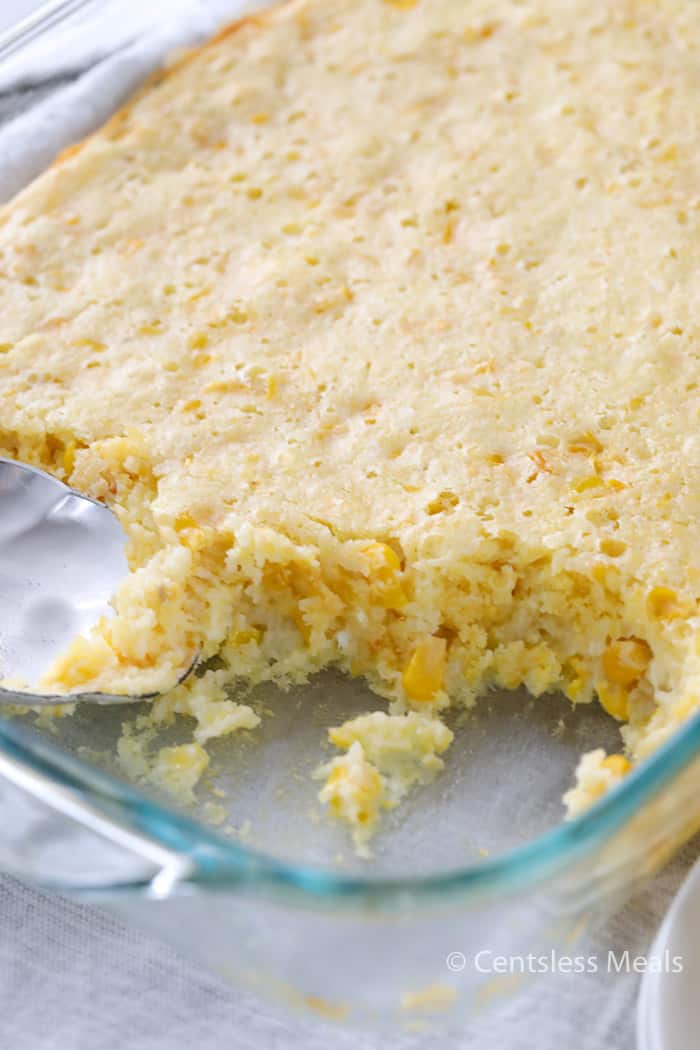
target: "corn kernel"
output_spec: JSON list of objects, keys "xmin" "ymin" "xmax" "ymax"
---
[
  {"xmin": 73, "ymin": 338, "xmax": 106, "ymax": 351},
  {"xmin": 591, "ymin": 563, "xmax": 609, "ymax": 586},
  {"xmin": 203, "ymin": 379, "xmax": 246, "ymax": 394},
  {"xmin": 174, "ymin": 513, "xmax": 198, "ymax": 531},
  {"xmin": 188, "ymin": 331, "xmax": 209, "ymax": 350},
  {"xmin": 602, "ymin": 637, "xmax": 651, "ymax": 687},
  {"xmin": 602, "ymin": 754, "xmax": 631, "ymax": 776},
  {"xmin": 597, "ymin": 681, "xmax": 629, "ymax": 721},
  {"xmin": 360, "ymin": 542, "xmax": 408, "ymax": 608},
  {"xmin": 361, "ymin": 542, "xmax": 401, "ymax": 575},
  {"xmin": 327, "ymin": 764, "xmax": 348, "ymax": 785},
  {"xmin": 181, "ymin": 527, "xmax": 208, "ymax": 551},
  {"xmin": 426, "ymin": 490, "xmax": 459, "ymax": 515},
  {"xmin": 62, "ymin": 440, "xmax": 76, "ymax": 476},
  {"xmin": 575, "ymin": 475, "xmax": 604, "ymax": 492},
  {"xmin": 378, "ymin": 580, "xmax": 408, "ymax": 610},
  {"xmin": 658, "ymin": 143, "xmax": 678, "ymax": 163},
  {"xmin": 647, "ymin": 586, "xmax": 686, "ymax": 620},
  {"xmin": 186, "ymin": 286, "xmax": 211, "ymax": 304},
  {"xmin": 153, "ymin": 743, "xmax": 209, "ymax": 796},
  {"xmin": 325, "ymin": 753, "xmax": 382, "ymax": 818},
  {"xmin": 600, "ymin": 538, "xmax": 626, "ymax": 557},
  {"xmin": 233, "ymin": 627, "xmax": 262, "ymax": 645},
  {"xmin": 568, "ymin": 432, "xmax": 603, "ymax": 456},
  {"xmin": 48, "ymin": 633, "xmax": 115, "ymax": 687},
  {"xmin": 528, "ymin": 448, "xmax": 553, "ymax": 475},
  {"xmin": 564, "ymin": 656, "xmax": 587, "ymax": 701},
  {"xmin": 402, "ymin": 637, "xmax": 447, "ymax": 702},
  {"xmin": 565, "ymin": 675, "xmax": 586, "ymax": 701},
  {"xmin": 464, "ymin": 21, "xmax": 496, "ymax": 42}
]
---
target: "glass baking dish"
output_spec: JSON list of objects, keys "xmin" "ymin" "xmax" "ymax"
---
[
  {"xmin": 3, "ymin": 687, "xmax": 700, "ymax": 1029},
  {"xmin": 2, "ymin": 0, "xmax": 700, "ymax": 1032}
]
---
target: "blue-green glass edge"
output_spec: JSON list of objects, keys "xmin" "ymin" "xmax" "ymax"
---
[{"xmin": 1, "ymin": 706, "xmax": 699, "ymax": 906}]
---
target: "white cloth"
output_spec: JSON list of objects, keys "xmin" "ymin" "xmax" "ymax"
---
[
  {"xmin": 0, "ymin": 0, "xmax": 272, "ymax": 201},
  {"xmin": 0, "ymin": 4, "xmax": 696, "ymax": 1046},
  {"xmin": 0, "ymin": 858, "xmax": 696, "ymax": 1050},
  {"xmin": 0, "ymin": 0, "xmax": 199, "ymax": 89}
]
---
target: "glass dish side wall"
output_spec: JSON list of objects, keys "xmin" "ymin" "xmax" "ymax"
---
[
  {"xmin": 84, "ymin": 745, "xmax": 700, "ymax": 1026},
  {"xmin": 1, "ymin": 714, "xmax": 700, "ymax": 1026}
]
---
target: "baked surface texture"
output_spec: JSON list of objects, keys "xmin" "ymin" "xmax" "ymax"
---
[{"xmin": 1, "ymin": 0, "xmax": 700, "ymax": 834}]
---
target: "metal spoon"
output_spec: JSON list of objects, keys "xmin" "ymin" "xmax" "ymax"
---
[{"xmin": 0, "ymin": 458, "xmax": 190, "ymax": 706}]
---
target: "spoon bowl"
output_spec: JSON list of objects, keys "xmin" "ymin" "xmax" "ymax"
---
[{"xmin": 0, "ymin": 457, "xmax": 189, "ymax": 706}]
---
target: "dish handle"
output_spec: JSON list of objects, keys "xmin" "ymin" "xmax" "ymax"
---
[{"xmin": 0, "ymin": 718, "xmax": 194, "ymax": 896}]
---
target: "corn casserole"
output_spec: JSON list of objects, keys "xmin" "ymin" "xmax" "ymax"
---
[{"xmin": 1, "ymin": 0, "xmax": 700, "ymax": 848}]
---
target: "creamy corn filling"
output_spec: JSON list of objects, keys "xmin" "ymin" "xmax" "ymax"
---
[{"xmin": 1, "ymin": 0, "xmax": 700, "ymax": 845}]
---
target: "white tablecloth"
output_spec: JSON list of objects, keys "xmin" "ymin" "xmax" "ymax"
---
[
  {"xmin": 0, "ymin": 858, "xmax": 696, "ymax": 1050},
  {"xmin": 0, "ymin": 3, "xmax": 696, "ymax": 1046}
]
